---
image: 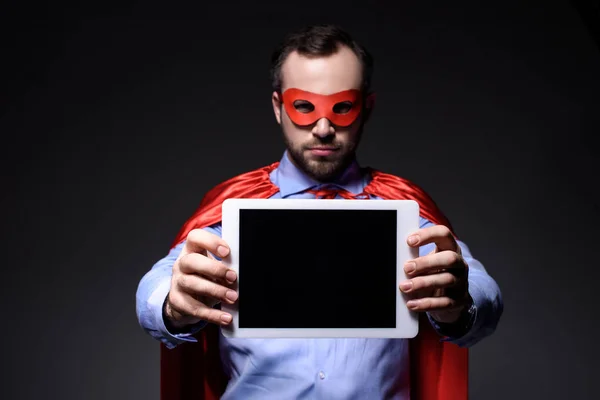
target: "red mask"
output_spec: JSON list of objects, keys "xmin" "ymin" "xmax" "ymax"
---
[{"xmin": 281, "ymin": 88, "xmax": 363, "ymax": 127}]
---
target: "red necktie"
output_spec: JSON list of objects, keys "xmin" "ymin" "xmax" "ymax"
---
[{"xmin": 306, "ymin": 186, "xmax": 370, "ymax": 199}]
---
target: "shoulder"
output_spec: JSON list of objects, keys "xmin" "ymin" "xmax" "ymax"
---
[
  {"xmin": 365, "ymin": 167, "xmax": 433, "ymax": 198},
  {"xmin": 170, "ymin": 162, "xmax": 280, "ymax": 248},
  {"xmin": 365, "ymin": 167, "xmax": 454, "ymax": 232},
  {"xmin": 204, "ymin": 161, "xmax": 280, "ymax": 195}
]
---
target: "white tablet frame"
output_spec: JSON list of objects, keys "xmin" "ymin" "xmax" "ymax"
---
[{"xmin": 221, "ymin": 198, "xmax": 420, "ymax": 338}]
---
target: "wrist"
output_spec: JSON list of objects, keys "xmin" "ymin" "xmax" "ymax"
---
[
  {"xmin": 162, "ymin": 296, "xmax": 199, "ymax": 333},
  {"xmin": 430, "ymin": 295, "xmax": 476, "ymax": 337}
]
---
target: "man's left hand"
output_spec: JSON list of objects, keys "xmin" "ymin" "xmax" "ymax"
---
[{"xmin": 399, "ymin": 225, "xmax": 472, "ymax": 324}]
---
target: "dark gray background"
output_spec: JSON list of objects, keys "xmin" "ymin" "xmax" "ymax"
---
[{"xmin": 2, "ymin": 1, "xmax": 599, "ymax": 399}]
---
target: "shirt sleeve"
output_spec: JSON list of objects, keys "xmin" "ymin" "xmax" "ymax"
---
[
  {"xmin": 417, "ymin": 217, "xmax": 504, "ymax": 348},
  {"xmin": 135, "ymin": 224, "xmax": 223, "ymax": 349}
]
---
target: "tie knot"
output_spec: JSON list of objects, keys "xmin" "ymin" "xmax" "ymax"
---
[{"xmin": 306, "ymin": 186, "xmax": 369, "ymax": 200}]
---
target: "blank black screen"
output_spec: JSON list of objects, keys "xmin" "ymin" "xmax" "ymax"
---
[{"xmin": 238, "ymin": 209, "xmax": 397, "ymax": 329}]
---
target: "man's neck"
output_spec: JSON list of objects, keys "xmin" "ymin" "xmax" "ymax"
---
[
  {"xmin": 275, "ymin": 150, "xmax": 365, "ymax": 197},
  {"xmin": 285, "ymin": 151, "xmax": 359, "ymax": 184}
]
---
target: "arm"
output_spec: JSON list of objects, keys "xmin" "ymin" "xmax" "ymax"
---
[
  {"xmin": 424, "ymin": 239, "xmax": 503, "ymax": 347},
  {"xmin": 414, "ymin": 218, "xmax": 503, "ymax": 348},
  {"xmin": 135, "ymin": 224, "xmax": 224, "ymax": 349}
]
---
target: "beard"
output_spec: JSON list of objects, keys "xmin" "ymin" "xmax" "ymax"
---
[{"xmin": 283, "ymin": 126, "xmax": 364, "ymax": 182}]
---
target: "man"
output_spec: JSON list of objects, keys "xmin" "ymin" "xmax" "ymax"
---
[{"xmin": 136, "ymin": 24, "xmax": 503, "ymax": 400}]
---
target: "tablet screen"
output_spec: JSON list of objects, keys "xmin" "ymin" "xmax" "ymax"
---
[{"xmin": 238, "ymin": 209, "xmax": 398, "ymax": 329}]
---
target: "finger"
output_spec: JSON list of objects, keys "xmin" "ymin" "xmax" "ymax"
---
[
  {"xmin": 406, "ymin": 296, "xmax": 465, "ymax": 312},
  {"xmin": 176, "ymin": 273, "xmax": 239, "ymax": 304},
  {"xmin": 407, "ymin": 225, "xmax": 457, "ymax": 252},
  {"xmin": 404, "ymin": 250, "xmax": 466, "ymax": 277},
  {"xmin": 169, "ymin": 291, "xmax": 233, "ymax": 325},
  {"xmin": 185, "ymin": 228, "xmax": 230, "ymax": 258},
  {"xmin": 179, "ymin": 252, "xmax": 237, "ymax": 283},
  {"xmin": 399, "ymin": 271, "xmax": 461, "ymax": 294}
]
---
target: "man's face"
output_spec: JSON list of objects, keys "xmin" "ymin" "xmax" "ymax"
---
[{"xmin": 272, "ymin": 45, "xmax": 372, "ymax": 182}]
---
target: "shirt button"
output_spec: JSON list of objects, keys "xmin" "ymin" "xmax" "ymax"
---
[{"xmin": 319, "ymin": 371, "xmax": 326, "ymax": 380}]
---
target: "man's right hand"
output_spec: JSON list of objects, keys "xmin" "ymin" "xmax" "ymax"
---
[{"xmin": 164, "ymin": 228, "xmax": 238, "ymax": 329}]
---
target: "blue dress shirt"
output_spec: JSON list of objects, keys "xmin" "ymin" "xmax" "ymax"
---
[{"xmin": 136, "ymin": 151, "xmax": 503, "ymax": 400}]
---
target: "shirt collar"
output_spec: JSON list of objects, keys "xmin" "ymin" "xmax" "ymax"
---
[{"xmin": 274, "ymin": 150, "xmax": 366, "ymax": 198}]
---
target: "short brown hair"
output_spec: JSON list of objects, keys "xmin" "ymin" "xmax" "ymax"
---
[{"xmin": 270, "ymin": 24, "xmax": 374, "ymax": 94}]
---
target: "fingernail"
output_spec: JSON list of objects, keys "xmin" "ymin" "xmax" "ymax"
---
[
  {"xmin": 408, "ymin": 235, "xmax": 419, "ymax": 245},
  {"xmin": 226, "ymin": 290, "xmax": 238, "ymax": 302},
  {"xmin": 220, "ymin": 314, "xmax": 232, "ymax": 323},
  {"xmin": 400, "ymin": 281, "xmax": 413, "ymax": 292},
  {"xmin": 407, "ymin": 301, "xmax": 419, "ymax": 310},
  {"xmin": 404, "ymin": 261, "xmax": 416, "ymax": 274},
  {"xmin": 218, "ymin": 245, "xmax": 229, "ymax": 257},
  {"xmin": 225, "ymin": 270, "xmax": 237, "ymax": 283}
]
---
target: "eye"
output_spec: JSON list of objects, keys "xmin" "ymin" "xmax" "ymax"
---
[
  {"xmin": 293, "ymin": 100, "xmax": 315, "ymax": 113},
  {"xmin": 332, "ymin": 101, "xmax": 353, "ymax": 114}
]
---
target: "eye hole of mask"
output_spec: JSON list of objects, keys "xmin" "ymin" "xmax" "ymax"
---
[
  {"xmin": 293, "ymin": 100, "xmax": 315, "ymax": 113},
  {"xmin": 332, "ymin": 101, "xmax": 353, "ymax": 114}
]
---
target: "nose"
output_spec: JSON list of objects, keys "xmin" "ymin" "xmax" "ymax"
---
[{"xmin": 311, "ymin": 117, "xmax": 335, "ymax": 137}]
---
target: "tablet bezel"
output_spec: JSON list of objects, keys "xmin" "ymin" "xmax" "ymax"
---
[{"xmin": 220, "ymin": 198, "xmax": 420, "ymax": 338}]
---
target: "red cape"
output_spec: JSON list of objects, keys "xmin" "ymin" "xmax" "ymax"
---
[{"xmin": 161, "ymin": 161, "xmax": 468, "ymax": 400}]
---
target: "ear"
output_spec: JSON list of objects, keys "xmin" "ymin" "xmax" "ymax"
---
[
  {"xmin": 272, "ymin": 91, "xmax": 282, "ymax": 125},
  {"xmin": 362, "ymin": 92, "xmax": 376, "ymax": 123}
]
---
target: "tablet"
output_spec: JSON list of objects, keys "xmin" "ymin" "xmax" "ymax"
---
[{"xmin": 220, "ymin": 198, "xmax": 420, "ymax": 339}]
